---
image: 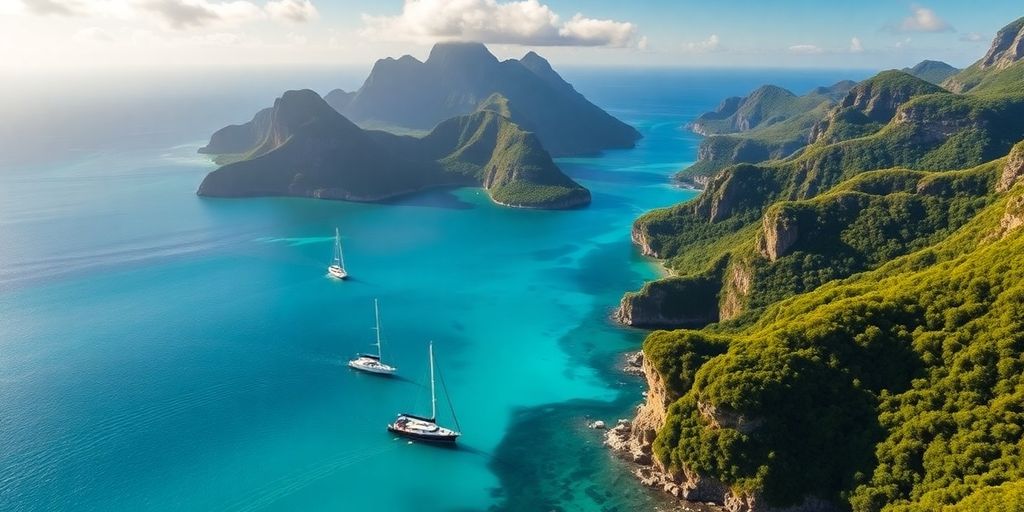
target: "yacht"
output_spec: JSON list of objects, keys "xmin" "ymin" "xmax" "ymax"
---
[
  {"xmin": 387, "ymin": 342, "xmax": 460, "ymax": 443},
  {"xmin": 327, "ymin": 228, "xmax": 348, "ymax": 279},
  {"xmin": 348, "ymin": 299, "xmax": 397, "ymax": 375}
]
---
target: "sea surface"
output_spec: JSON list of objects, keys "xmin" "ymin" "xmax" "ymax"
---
[{"xmin": 0, "ymin": 67, "xmax": 869, "ymax": 511}]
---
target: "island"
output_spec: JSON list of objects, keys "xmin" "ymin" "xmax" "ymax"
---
[
  {"xmin": 321, "ymin": 42, "xmax": 641, "ymax": 157},
  {"xmin": 609, "ymin": 16, "xmax": 1024, "ymax": 512},
  {"xmin": 197, "ymin": 89, "xmax": 590, "ymax": 209}
]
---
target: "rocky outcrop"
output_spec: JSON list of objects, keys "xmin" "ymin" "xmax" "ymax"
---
[
  {"xmin": 605, "ymin": 356, "xmax": 730, "ymax": 504},
  {"xmin": 997, "ymin": 142, "xmax": 1024, "ymax": 193},
  {"xmin": 614, "ymin": 276, "xmax": 720, "ymax": 329},
  {"xmin": 811, "ymin": 71, "xmax": 946, "ymax": 144},
  {"xmin": 757, "ymin": 207, "xmax": 799, "ymax": 261},
  {"xmin": 998, "ymin": 195, "xmax": 1024, "ymax": 238},
  {"xmin": 979, "ymin": 18, "xmax": 1024, "ymax": 71},
  {"xmin": 693, "ymin": 165, "xmax": 776, "ymax": 223},
  {"xmin": 719, "ymin": 261, "xmax": 752, "ymax": 322},
  {"xmin": 631, "ymin": 222, "xmax": 659, "ymax": 257},
  {"xmin": 697, "ymin": 400, "xmax": 764, "ymax": 435},
  {"xmin": 725, "ymin": 493, "xmax": 837, "ymax": 512},
  {"xmin": 607, "ymin": 354, "xmax": 839, "ymax": 512}
]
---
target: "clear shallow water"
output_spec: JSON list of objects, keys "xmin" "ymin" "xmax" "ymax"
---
[{"xmin": 0, "ymin": 68, "xmax": 868, "ymax": 511}]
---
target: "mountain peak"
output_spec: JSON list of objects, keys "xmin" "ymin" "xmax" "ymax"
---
[
  {"xmin": 901, "ymin": 60, "xmax": 959, "ymax": 84},
  {"xmin": 980, "ymin": 17, "xmax": 1024, "ymax": 70},
  {"xmin": 426, "ymin": 41, "xmax": 498, "ymax": 67}
]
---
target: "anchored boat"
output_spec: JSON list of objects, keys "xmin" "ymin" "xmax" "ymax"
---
[
  {"xmin": 348, "ymin": 299, "xmax": 397, "ymax": 375},
  {"xmin": 387, "ymin": 342, "xmax": 461, "ymax": 443},
  {"xmin": 327, "ymin": 228, "xmax": 348, "ymax": 280}
]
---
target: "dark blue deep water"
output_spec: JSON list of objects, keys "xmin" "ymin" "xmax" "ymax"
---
[{"xmin": 0, "ymin": 67, "xmax": 870, "ymax": 511}]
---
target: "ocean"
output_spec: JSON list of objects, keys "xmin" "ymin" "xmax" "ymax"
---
[{"xmin": 0, "ymin": 66, "xmax": 869, "ymax": 511}]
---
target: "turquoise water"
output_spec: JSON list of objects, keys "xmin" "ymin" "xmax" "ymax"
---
[{"xmin": 0, "ymin": 69, "xmax": 867, "ymax": 511}]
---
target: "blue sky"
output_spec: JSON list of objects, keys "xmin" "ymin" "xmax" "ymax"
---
[{"xmin": 1, "ymin": 0, "xmax": 1021, "ymax": 71}]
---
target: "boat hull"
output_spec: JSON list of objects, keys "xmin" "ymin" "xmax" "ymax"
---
[
  {"xmin": 387, "ymin": 424, "xmax": 459, "ymax": 444},
  {"xmin": 327, "ymin": 265, "xmax": 348, "ymax": 279},
  {"xmin": 348, "ymin": 360, "xmax": 396, "ymax": 375}
]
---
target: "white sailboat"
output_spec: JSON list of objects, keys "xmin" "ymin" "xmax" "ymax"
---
[
  {"xmin": 348, "ymin": 299, "xmax": 397, "ymax": 375},
  {"xmin": 387, "ymin": 342, "xmax": 461, "ymax": 443},
  {"xmin": 327, "ymin": 228, "xmax": 348, "ymax": 280}
]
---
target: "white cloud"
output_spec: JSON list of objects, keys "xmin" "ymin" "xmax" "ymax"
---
[
  {"xmin": 682, "ymin": 34, "xmax": 720, "ymax": 53},
  {"xmin": 849, "ymin": 36, "xmax": 863, "ymax": 53},
  {"xmin": 788, "ymin": 44, "xmax": 823, "ymax": 55},
  {"xmin": 73, "ymin": 26, "xmax": 115, "ymax": 42},
  {"xmin": 558, "ymin": 13, "xmax": 635, "ymax": 46},
  {"xmin": 893, "ymin": 6, "xmax": 952, "ymax": 33},
  {"xmin": 265, "ymin": 0, "xmax": 316, "ymax": 23},
  {"xmin": 16, "ymin": 0, "xmax": 318, "ymax": 29},
  {"xmin": 137, "ymin": 0, "xmax": 264, "ymax": 29},
  {"xmin": 960, "ymin": 32, "xmax": 985, "ymax": 43},
  {"xmin": 360, "ymin": 0, "xmax": 639, "ymax": 47},
  {"xmin": 21, "ymin": 0, "xmax": 86, "ymax": 16}
]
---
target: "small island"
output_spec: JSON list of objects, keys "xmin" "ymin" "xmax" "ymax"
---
[{"xmin": 197, "ymin": 89, "xmax": 590, "ymax": 209}]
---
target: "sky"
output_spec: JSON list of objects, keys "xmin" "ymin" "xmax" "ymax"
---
[{"xmin": 0, "ymin": 0, "xmax": 1021, "ymax": 72}]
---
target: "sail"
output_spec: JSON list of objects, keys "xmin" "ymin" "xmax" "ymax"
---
[{"xmin": 332, "ymin": 228, "xmax": 346, "ymax": 270}]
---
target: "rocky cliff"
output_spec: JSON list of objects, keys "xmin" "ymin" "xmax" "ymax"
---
[
  {"xmin": 614, "ymin": 275, "xmax": 720, "ymax": 328},
  {"xmin": 998, "ymin": 141, "xmax": 1024, "ymax": 193},
  {"xmin": 944, "ymin": 17, "xmax": 1024, "ymax": 93},
  {"xmin": 606, "ymin": 354, "xmax": 840, "ymax": 512}
]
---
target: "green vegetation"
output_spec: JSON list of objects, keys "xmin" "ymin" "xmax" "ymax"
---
[
  {"xmin": 198, "ymin": 90, "xmax": 589, "ymax": 209},
  {"xmin": 647, "ymin": 180, "xmax": 1024, "ymax": 509},
  {"xmin": 680, "ymin": 83, "xmax": 851, "ymax": 180},
  {"xmin": 902, "ymin": 60, "xmax": 960, "ymax": 85},
  {"xmin": 627, "ymin": 16, "xmax": 1024, "ymax": 511}
]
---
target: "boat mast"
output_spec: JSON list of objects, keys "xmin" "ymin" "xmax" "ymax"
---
[
  {"xmin": 334, "ymin": 228, "xmax": 345, "ymax": 268},
  {"xmin": 373, "ymin": 299, "xmax": 382, "ymax": 359},
  {"xmin": 429, "ymin": 341, "xmax": 437, "ymax": 422}
]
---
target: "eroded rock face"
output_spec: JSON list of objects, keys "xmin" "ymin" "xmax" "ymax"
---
[
  {"xmin": 719, "ymin": 262, "xmax": 753, "ymax": 322},
  {"xmin": 697, "ymin": 400, "xmax": 764, "ymax": 435},
  {"xmin": 608, "ymin": 355, "xmax": 838, "ymax": 511},
  {"xmin": 999, "ymin": 195, "xmax": 1024, "ymax": 237},
  {"xmin": 758, "ymin": 208, "xmax": 799, "ymax": 261},
  {"xmin": 604, "ymin": 355, "xmax": 668, "ymax": 466},
  {"xmin": 725, "ymin": 493, "xmax": 837, "ymax": 512},
  {"xmin": 979, "ymin": 19, "xmax": 1024, "ymax": 71},
  {"xmin": 997, "ymin": 143, "xmax": 1024, "ymax": 193},
  {"xmin": 631, "ymin": 222, "xmax": 659, "ymax": 257}
]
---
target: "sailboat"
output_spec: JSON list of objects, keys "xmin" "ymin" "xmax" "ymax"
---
[
  {"xmin": 348, "ymin": 299, "xmax": 396, "ymax": 375},
  {"xmin": 387, "ymin": 342, "xmax": 461, "ymax": 443},
  {"xmin": 327, "ymin": 228, "xmax": 348, "ymax": 280}
]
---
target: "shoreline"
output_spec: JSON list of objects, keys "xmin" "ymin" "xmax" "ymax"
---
[{"xmin": 601, "ymin": 351, "xmax": 725, "ymax": 512}]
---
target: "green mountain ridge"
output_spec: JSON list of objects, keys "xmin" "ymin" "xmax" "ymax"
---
[
  {"xmin": 901, "ymin": 60, "xmax": 960, "ymax": 85},
  {"xmin": 197, "ymin": 89, "xmax": 590, "ymax": 209},
  {"xmin": 618, "ymin": 16, "xmax": 1024, "ymax": 512},
  {"xmin": 679, "ymin": 81, "xmax": 855, "ymax": 182},
  {"xmin": 324, "ymin": 42, "xmax": 641, "ymax": 157}
]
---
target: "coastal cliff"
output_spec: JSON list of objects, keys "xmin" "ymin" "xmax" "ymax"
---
[
  {"xmin": 606, "ymin": 354, "xmax": 838, "ymax": 512},
  {"xmin": 613, "ymin": 16, "xmax": 1024, "ymax": 512}
]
